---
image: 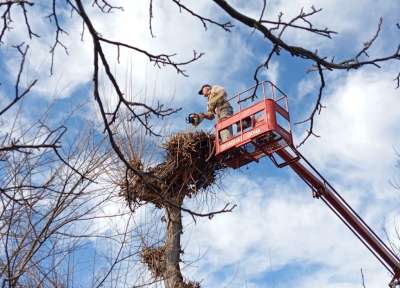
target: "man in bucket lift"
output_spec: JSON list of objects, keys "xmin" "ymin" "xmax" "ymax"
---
[{"xmin": 189, "ymin": 84, "xmax": 233, "ymax": 142}]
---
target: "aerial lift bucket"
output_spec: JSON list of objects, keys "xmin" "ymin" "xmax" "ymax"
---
[{"xmin": 215, "ymin": 80, "xmax": 299, "ymax": 169}]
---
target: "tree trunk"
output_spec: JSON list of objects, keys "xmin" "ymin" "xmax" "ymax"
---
[{"xmin": 164, "ymin": 204, "xmax": 184, "ymax": 288}]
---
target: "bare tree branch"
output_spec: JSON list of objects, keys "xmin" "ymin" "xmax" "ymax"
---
[
  {"xmin": 213, "ymin": 0, "xmax": 399, "ymax": 70},
  {"xmin": 19, "ymin": 0, "xmax": 38, "ymax": 39},
  {"xmin": 296, "ymin": 63, "xmax": 325, "ymax": 147},
  {"xmin": 355, "ymin": 17, "xmax": 383, "ymax": 61},
  {"xmin": 47, "ymin": 0, "xmax": 69, "ymax": 75},
  {"xmin": 99, "ymin": 37, "xmax": 203, "ymax": 76},
  {"xmin": 91, "ymin": 0, "xmax": 123, "ymax": 13},
  {"xmin": 211, "ymin": 0, "xmax": 400, "ymax": 144},
  {"xmin": 260, "ymin": 7, "xmax": 337, "ymax": 38},
  {"xmin": 171, "ymin": 0, "xmax": 233, "ymax": 31},
  {"xmin": 0, "ymin": 1, "xmax": 37, "ymax": 43},
  {"xmin": 149, "ymin": 0, "xmax": 155, "ymax": 37},
  {"xmin": 395, "ymin": 72, "xmax": 400, "ymax": 89},
  {"xmin": 0, "ymin": 44, "xmax": 37, "ymax": 116},
  {"xmin": 361, "ymin": 268, "xmax": 367, "ymax": 288}
]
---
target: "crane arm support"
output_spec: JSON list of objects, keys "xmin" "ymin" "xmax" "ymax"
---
[{"xmin": 276, "ymin": 147, "xmax": 400, "ymax": 279}]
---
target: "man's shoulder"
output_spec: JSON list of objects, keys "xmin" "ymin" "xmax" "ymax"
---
[
  {"xmin": 211, "ymin": 85, "xmax": 225, "ymax": 92},
  {"xmin": 210, "ymin": 85, "xmax": 226, "ymax": 98}
]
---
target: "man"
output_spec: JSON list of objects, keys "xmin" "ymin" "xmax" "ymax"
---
[{"xmin": 194, "ymin": 84, "xmax": 233, "ymax": 142}]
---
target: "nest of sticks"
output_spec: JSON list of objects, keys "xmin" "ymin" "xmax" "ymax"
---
[
  {"xmin": 121, "ymin": 131, "xmax": 223, "ymax": 208},
  {"xmin": 141, "ymin": 246, "xmax": 166, "ymax": 279},
  {"xmin": 141, "ymin": 246, "xmax": 200, "ymax": 288}
]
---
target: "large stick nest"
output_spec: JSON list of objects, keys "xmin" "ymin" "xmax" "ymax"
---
[{"xmin": 121, "ymin": 131, "xmax": 224, "ymax": 208}]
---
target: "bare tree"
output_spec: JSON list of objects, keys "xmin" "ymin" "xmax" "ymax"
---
[
  {"xmin": 0, "ymin": 93, "xmax": 154, "ymax": 287},
  {"xmin": 1, "ymin": 1, "xmax": 399, "ymax": 287},
  {"xmin": 120, "ymin": 131, "xmax": 234, "ymax": 288},
  {"xmin": 0, "ymin": 46, "xmax": 145, "ymax": 287}
]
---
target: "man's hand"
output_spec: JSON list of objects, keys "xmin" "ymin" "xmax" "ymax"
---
[
  {"xmin": 191, "ymin": 113, "xmax": 200, "ymax": 126},
  {"xmin": 187, "ymin": 113, "xmax": 203, "ymax": 126}
]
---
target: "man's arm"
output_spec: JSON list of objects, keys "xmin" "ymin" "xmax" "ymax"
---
[
  {"xmin": 199, "ymin": 112, "xmax": 214, "ymax": 120},
  {"xmin": 197, "ymin": 86, "xmax": 226, "ymax": 121}
]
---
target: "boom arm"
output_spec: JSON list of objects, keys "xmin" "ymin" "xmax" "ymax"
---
[{"xmin": 276, "ymin": 147, "xmax": 400, "ymax": 287}]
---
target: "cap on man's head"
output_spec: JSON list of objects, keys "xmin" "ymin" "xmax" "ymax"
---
[{"xmin": 198, "ymin": 84, "xmax": 211, "ymax": 95}]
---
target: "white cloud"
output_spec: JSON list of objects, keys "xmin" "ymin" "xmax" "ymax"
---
[
  {"xmin": 260, "ymin": 60, "xmax": 280, "ymax": 86},
  {"xmin": 296, "ymin": 75, "xmax": 319, "ymax": 101},
  {"xmin": 299, "ymin": 67, "xmax": 400, "ymax": 199},
  {"xmin": 182, "ymin": 172, "xmax": 392, "ymax": 287}
]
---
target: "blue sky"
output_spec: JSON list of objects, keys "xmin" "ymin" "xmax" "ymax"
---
[{"xmin": 1, "ymin": 1, "xmax": 400, "ymax": 287}]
